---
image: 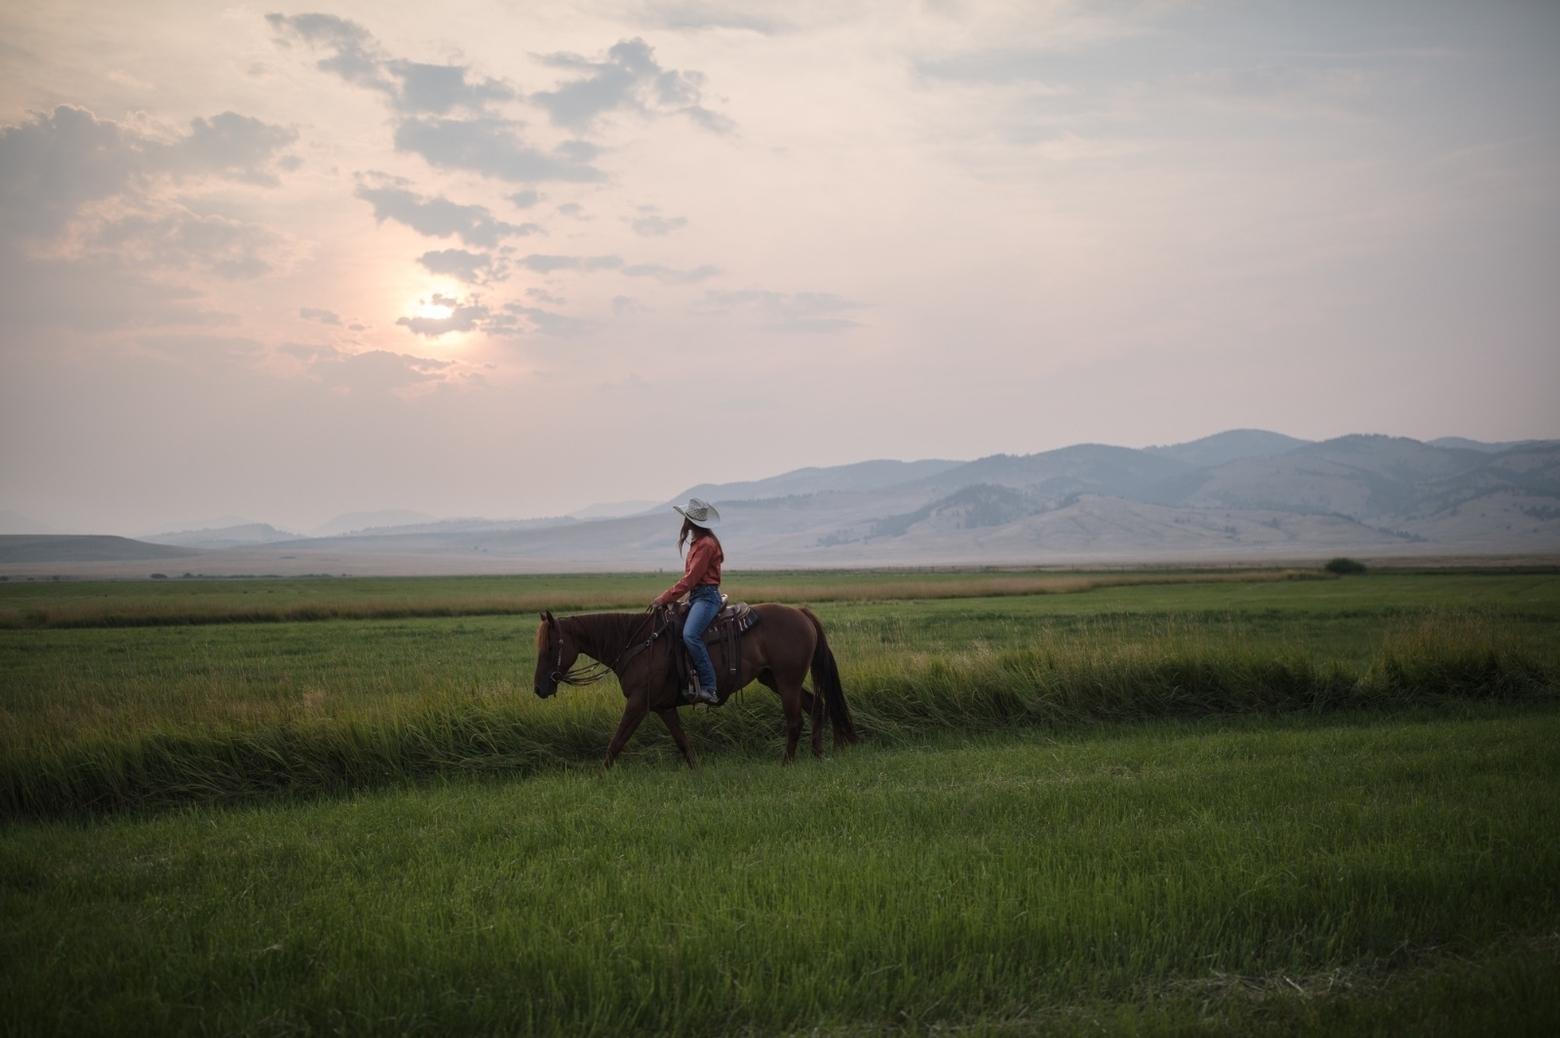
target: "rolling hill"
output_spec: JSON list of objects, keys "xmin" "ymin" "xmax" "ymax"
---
[
  {"xmin": 3, "ymin": 431, "xmax": 1556, "ymax": 575},
  {"xmin": 0, "ymin": 535, "xmax": 199, "ymax": 565}
]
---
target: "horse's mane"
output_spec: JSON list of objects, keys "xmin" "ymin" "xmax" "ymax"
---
[{"xmin": 562, "ymin": 611, "xmax": 654, "ymax": 659}]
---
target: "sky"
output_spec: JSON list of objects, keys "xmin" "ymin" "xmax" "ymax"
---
[{"xmin": 1, "ymin": 0, "xmax": 1557, "ymax": 534}]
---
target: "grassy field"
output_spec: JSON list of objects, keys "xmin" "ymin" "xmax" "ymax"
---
[
  {"xmin": 4, "ymin": 708, "xmax": 1558, "ymax": 1034},
  {"xmin": 2, "ymin": 570, "xmax": 1558, "ymax": 819},
  {"xmin": 2, "ymin": 567, "xmax": 1558, "ymax": 1033},
  {"xmin": 0, "ymin": 567, "xmax": 1340, "ymax": 628}
]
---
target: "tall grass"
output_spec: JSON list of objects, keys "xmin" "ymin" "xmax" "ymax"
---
[{"xmin": 2, "ymin": 615, "xmax": 1551, "ymax": 820}]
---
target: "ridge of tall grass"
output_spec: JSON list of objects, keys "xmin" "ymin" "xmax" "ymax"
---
[
  {"xmin": 0, "ymin": 569, "xmax": 1324, "ymax": 629},
  {"xmin": 2, "ymin": 617, "xmax": 1550, "ymax": 821}
]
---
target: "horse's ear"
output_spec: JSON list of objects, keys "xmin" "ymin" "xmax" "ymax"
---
[{"xmin": 542, "ymin": 610, "xmax": 555, "ymax": 623}]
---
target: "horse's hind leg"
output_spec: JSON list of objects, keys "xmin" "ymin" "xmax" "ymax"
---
[
  {"xmin": 780, "ymin": 683, "xmax": 804, "ymax": 764},
  {"xmin": 657, "ymin": 708, "xmax": 697, "ymax": 768},
  {"xmin": 762, "ymin": 669, "xmax": 818, "ymax": 717},
  {"xmin": 809, "ymin": 680, "xmax": 825, "ymax": 759}
]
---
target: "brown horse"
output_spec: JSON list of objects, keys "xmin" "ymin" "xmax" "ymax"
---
[{"xmin": 532, "ymin": 604, "xmax": 858, "ymax": 767}]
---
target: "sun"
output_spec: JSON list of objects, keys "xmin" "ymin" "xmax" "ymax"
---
[{"xmin": 415, "ymin": 299, "xmax": 454, "ymax": 321}]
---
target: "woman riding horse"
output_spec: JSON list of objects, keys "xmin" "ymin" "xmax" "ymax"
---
[
  {"xmin": 651, "ymin": 498, "xmax": 724, "ymax": 704},
  {"xmin": 532, "ymin": 501, "xmax": 859, "ymax": 765}
]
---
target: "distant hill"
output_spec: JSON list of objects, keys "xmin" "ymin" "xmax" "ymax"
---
[
  {"xmin": 0, "ymin": 535, "xmax": 199, "ymax": 564},
  {"xmin": 293, "ymin": 516, "xmax": 576, "ymax": 538},
  {"xmin": 1145, "ymin": 429, "xmax": 1311, "ymax": 467},
  {"xmin": 1429, "ymin": 436, "xmax": 1559, "ymax": 453},
  {"xmin": 7, "ymin": 431, "xmax": 1557, "ymax": 576},
  {"xmin": 147, "ymin": 515, "xmax": 261, "ymax": 536},
  {"xmin": 675, "ymin": 459, "xmax": 962, "ymax": 504},
  {"xmin": 1171, "ymin": 435, "xmax": 1486, "ymax": 518},
  {"xmin": 901, "ymin": 444, "xmax": 1193, "ymax": 502},
  {"xmin": 573, "ymin": 500, "xmax": 659, "ymax": 519},
  {"xmin": 311, "ymin": 511, "xmax": 438, "ymax": 537},
  {"xmin": 145, "ymin": 523, "xmax": 303, "ymax": 549}
]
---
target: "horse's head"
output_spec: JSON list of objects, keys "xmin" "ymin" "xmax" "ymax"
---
[{"xmin": 533, "ymin": 611, "xmax": 577, "ymax": 698}]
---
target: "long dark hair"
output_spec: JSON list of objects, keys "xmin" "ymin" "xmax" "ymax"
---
[{"xmin": 678, "ymin": 518, "xmax": 721, "ymax": 557}]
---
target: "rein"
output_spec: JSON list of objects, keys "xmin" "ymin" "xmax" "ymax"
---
[{"xmin": 550, "ymin": 609, "xmax": 668, "ymax": 687}]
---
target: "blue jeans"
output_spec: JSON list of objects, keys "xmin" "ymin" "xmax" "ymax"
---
[{"xmin": 683, "ymin": 585, "xmax": 721, "ymax": 693}]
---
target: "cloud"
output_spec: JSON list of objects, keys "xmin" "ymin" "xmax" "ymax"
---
[
  {"xmin": 395, "ymin": 293, "xmax": 489, "ymax": 337},
  {"xmin": 268, "ymin": 13, "xmax": 516, "ymax": 115},
  {"xmin": 88, "ymin": 206, "xmax": 285, "ymax": 279},
  {"xmin": 514, "ymin": 253, "xmax": 713, "ymax": 282},
  {"xmin": 640, "ymin": 2, "xmax": 788, "ymax": 34},
  {"xmin": 299, "ymin": 307, "xmax": 341, "ymax": 325},
  {"xmin": 386, "ymin": 59, "xmax": 515, "ymax": 114},
  {"xmin": 266, "ymin": 13, "xmax": 390, "ymax": 92},
  {"xmin": 532, "ymin": 37, "xmax": 733, "ymax": 133},
  {"xmin": 322, "ymin": 348, "xmax": 452, "ymax": 393},
  {"xmin": 270, "ymin": 13, "xmax": 603, "ymax": 184},
  {"xmin": 488, "ymin": 302, "xmax": 594, "ymax": 338},
  {"xmin": 270, "ymin": 16, "xmax": 728, "ymax": 184},
  {"xmin": 510, "ymin": 189, "xmax": 543, "ymax": 209},
  {"xmin": 354, "ymin": 178, "xmax": 540, "ymax": 246},
  {"xmin": 556, "ymin": 201, "xmax": 586, "ymax": 218},
  {"xmin": 702, "ymin": 289, "xmax": 864, "ymax": 333},
  {"xmin": 519, "ymin": 253, "xmax": 624, "ymax": 273},
  {"xmin": 612, "ymin": 294, "xmax": 649, "ymax": 316},
  {"xmin": 393, "ymin": 115, "xmax": 606, "ymax": 183},
  {"xmin": 0, "ymin": 105, "xmax": 296, "ymax": 238},
  {"xmin": 622, "ymin": 262, "xmax": 718, "ymax": 284},
  {"xmin": 162, "ymin": 112, "xmax": 299, "ymax": 186},
  {"xmin": 282, "ymin": 341, "xmax": 456, "ymax": 394},
  {"xmin": 680, "ymin": 105, "xmax": 737, "ymax": 134},
  {"xmin": 280, "ymin": 341, "xmax": 339, "ymax": 361},
  {"xmin": 417, "ymin": 248, "xmax": 497, "ymax": 283},
  {"xmin": 0, "ymin": 106, "xmax": 138, "ymax": 236},
  {"xmin": 628, "ymin": 205, "xmax": 687, "ymax": 236}
]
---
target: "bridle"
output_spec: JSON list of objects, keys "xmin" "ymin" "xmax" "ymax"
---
[{"xmin": 546, "ymin": 608, "xmax": 669, "ymax": 688}]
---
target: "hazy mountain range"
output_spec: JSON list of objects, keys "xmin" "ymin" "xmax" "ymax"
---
[{"xmin": 4, "ymin": 430, "xmax": 1558, "ymax": 575}]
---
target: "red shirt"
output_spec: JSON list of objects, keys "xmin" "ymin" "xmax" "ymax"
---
[{"xmin": 654, "ymin": 535, "xmax": 723, "ymax": 605}]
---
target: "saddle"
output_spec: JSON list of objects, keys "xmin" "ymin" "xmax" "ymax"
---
[{"xmin": 664, "ymin": 596, "xmax": 760, "ymax": 696}]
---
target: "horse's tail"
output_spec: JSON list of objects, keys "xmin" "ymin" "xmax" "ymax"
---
[{"xmin": 801, "ymin": 607, "xmax": 858, "ymax": 747}]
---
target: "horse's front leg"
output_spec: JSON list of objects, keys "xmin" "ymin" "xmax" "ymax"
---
[
  {"xmin": 657, "ymin": 708, "xmax": 697, "ymax": 768},
  {"xmin": 603, "ymin": 693, "xmax": 649, "ymax": 769}
]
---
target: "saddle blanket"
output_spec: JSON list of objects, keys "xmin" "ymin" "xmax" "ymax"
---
[{"xmin": 675, "ymin": 598, "xmax": 759, "ymax": 643}]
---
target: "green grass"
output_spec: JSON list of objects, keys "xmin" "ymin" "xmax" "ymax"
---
[
  {"xmin": 4, "ymin": 708, "xmax": 1558, "ymax": 1035},
  {"xmin": 3, "ymin": 573, "xmax": 1558, "ymax": 819},
  {"xmin": 0, "ymin": 566, "xmax": 1348, "ymax": 628},
  {"xmin": 4, "ymin": 569, "xmax": 1558, "ymax": 1032}
]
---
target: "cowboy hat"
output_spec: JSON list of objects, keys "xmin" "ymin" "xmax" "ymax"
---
[{"xmin": 673, "ymin": 497, "xmax": 721, "ymax": 528}]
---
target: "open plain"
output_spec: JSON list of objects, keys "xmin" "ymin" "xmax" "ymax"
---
[{"xmin": 3, "ymin": 566, "xmax": 1558, "ymax": 1034}]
